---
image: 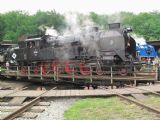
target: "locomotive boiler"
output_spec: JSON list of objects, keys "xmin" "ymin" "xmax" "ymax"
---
[{"xmin": 8, "ymin": 23, "xmax": 137, "ymax": 76}]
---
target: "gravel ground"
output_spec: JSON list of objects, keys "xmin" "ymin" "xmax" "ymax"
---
[
  {"xmin": 36, "ymin": 98, "xmax": 79, "ymax": 120},
  {"xmin": 0, "ymin": 79, "xmax": 30, "ymax": 89}
]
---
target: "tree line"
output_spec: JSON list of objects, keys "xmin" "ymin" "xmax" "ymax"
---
[
  {"xmin": 0, "ymin": 10, "xmax": 66, "ymax": 42},
  {"xmin": 0, "ymin": 10, "xmax": 160, "ymax": 42}
]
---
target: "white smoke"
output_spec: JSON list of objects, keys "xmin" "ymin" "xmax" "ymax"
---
[
  {"xmin": 45, "ymin": 27, "xmax": 58, "ymax": 36},
  {"xmin": 64, "ymin": 12, "xmax": 94, "ymax": 35},
  {"xmin": 64, "ymin": 12, "xmax": 81, "ymax": 35},
  {"xmin": 64, "ymin": 12, "xmax": 100, "ymax": 58},
  {"xmin": 38, "ymin": 25, "xmax": 59, "ymax": 36},
  {"xmin": 131, "ymin": 34, "xmax": 146, "ymax": 45}
]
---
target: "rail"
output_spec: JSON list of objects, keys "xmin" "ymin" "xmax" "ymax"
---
[
  {"xmin": 2, "ymin": 87, "xmax": 56, "ymax": 120},
  {"xmin": 107, "ymin": 89, "xmax": 160, "ymax": 114},
  {"xmin": 115, "ymin": 93, "xmax": 160, "ymax": 114}
]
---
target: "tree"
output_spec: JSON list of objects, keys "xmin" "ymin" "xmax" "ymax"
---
[
  {"xmin": 33, "ymin": 10, "xmax": 66, "ymax": 33},
  {"xmin": 123, "ymin": 12, "xmax": 160, "ymax": 40},
  {"xmin": 2, "ymin": 11, "xmax": 32, "ymax": 42},
  {"xmin": 0, "ymin": 15, "xmax": 5, "ymax": 41},
  {"xmin": 89, "ymin": 12, "xmax": 108, "ymax": 29},
  {"xmin": 1, "ymin": 10, "xmax": 66, "ymax": 42},
  {"xmin": 1, "ymin": 10, "xmax": 160, "ymax": 42}
]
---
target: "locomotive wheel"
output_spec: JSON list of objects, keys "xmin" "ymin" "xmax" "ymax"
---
[
  {"xmin": 20, "ymin": 66, "xmax": 27, "ymax": 74},
  {"xmin": 79, "ymin": 63, "xmax": 91, "ymax": 75},
  {"xmin": 119, "ymin": 68, "xmax": 127, "ymax": 76},
  {"xmin": 96, "ymin": 63, "xmax": 103, "ymax": 75},
  {"xmin": 41, "ymin": 63, "xmax": 48, "ymax": 75},
  {"xmin": 52, "ymin": 62, "xmax": 57, "ymax": 73},
  {"xmin": 52, "ymin": 62, "xmax": 64, "ymax": 74},
  {"xmin": 96, "ymin": 69, "xmax": 104, "ymax": 75},
  {"xmin": 34, "ymin": 65, "xmax": 40, "ymax": 74},
  {"xmin": 65, "ymin": 62, "xmax": 74, "ymax": 74}
]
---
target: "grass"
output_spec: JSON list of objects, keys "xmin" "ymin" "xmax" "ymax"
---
[{"xmin": 64, "ymin": 97, "xmax": 160, "ymax": 120}]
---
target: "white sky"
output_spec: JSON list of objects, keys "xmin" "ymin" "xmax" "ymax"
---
[{"xmin": 0, "ymin": 0, "xmax": 160, "ymax": 14}]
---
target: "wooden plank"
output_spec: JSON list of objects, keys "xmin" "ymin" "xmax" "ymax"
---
[
  {"xmin": 65, "ymin": 90, "xmax": 71, "ymax": 97},
  {"xmin": 62, "ymin": 90, "xmax": 66, "ymax": 97},
  {"xmin": 63, "ymin": 90, "xmax": 67, "ymax": 97},
  {"xmin": 58, "ymin": 90, "xmax": 62, "ymax": 97},
  {"xmin": 60, "ymin": 90, "xmax": 64, "ymax": 97},
  {"xmin": 43, "ymin": 90, "xmax": 57, "ymax": 97},
  {"xmin": 59, "ymin": 90, "xmax": 64, "ymax": 96},
  {"xmin": 0, "ymin": 108, "xmax": 44, "ymax": 113},
  {"xmin": 77, "ymin": 90, "xmax": 80, "ymax": 96},
  {"xmin": 20, "ymin": 114, "xmax": 38, "ymax": 119},
  {"xmin": 1, "ymin": 114, "xmax": 37, "ymax": 119},
  {"xmin": 55, "ymin": 90, "xmax": 61, "ymax": 97},
  {"xmin": 79, "ymin": 90, "xmax": 84, "ymax": 96},
  {"xmin": 74, "ymin": 90, "xmax": 78, "ymax": 96},
  {"xmin": 28, "ymin": 108, "xmax": 44, "ymax": 113},
  {"xmin": 139, "ymin": 85, "xmax": 160, "ymax": 92},
  {"xmin": 84, "ymin": 90, "xmax": 91, "ymax": 96},
  {"xmin": 0, "ymin": 86, "xmax": 160, "ymax": 98},
  {"xmin": 9, "ymin": 97, "xmax": 26, "ymax": 106},
  {"xmin": 79, "ymin": 90, "xmax": 87, "ymax": 96},
  {"xmin": 78, "ymin": 90, "xmax": 83, "ymax": 96},
  {"xmin": 105, "ymin": 90, "xmax": 114, "ymax": 95},
  {"xmin": 94, "ymin": 90, "xmax": 103, "ymax": 96},
  {"xmin": 70, "ymin": 90, "xmax": 76, "ymax": 96},
  {"xmin": 54, "ymin": 90, "xmax": 58, "ymax": 97},
  {"xmin": 0, "ymin": 102, "xmax": 50, "ymax": 106},
  {"xmin": 8, "ymin": 90, "xmax": 45, "ymax": 97},
  {"xmin": 131, "ymin": 93, "xmax": 148, "ymax": 101},
  {"xmin": 24, "ymin": 102, "xmax": 50, "ymax": 106},
  {"xmin": 125, "ymin": 88, "xmax": 147, "ymax": 94},
  {"xmin": 0, "ymin": 90, "xmax": 14, "ymax": 98},
  {"xmin": 88, "ymin": 90, "xmax": 96, "ymax": 96},
  {"xmin": 88, "ymin": 90, "xmax": 94, "ymax": 96}
]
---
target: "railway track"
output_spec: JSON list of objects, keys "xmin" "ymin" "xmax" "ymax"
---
[
  {"xmin": 111, "ymin": 84, "xmax": 160, "ymax": 115},
  {"xmin": 1, "ymin": 87, "xmax": 56, "ymax": 120},
  {"xmin": 111, "ymin": 91, "xmax": 160, "ymax": 114},
  {"xmin": 0, "ymin": 84, "xmax": 160, "ymax": 119}
]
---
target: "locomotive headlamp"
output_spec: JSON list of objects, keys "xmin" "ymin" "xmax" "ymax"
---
[
  {"xmin": 126, "ymin": 28, "xmax": 132, "ymax": 32},
  {"xmin": 123, "ymin": 27, "xmax": 132, "ymax": 33}
]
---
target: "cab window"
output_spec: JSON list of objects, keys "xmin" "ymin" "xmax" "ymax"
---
[{"xmin": 27, "ymin": 41, "xmax": 35, "ymax": 48}]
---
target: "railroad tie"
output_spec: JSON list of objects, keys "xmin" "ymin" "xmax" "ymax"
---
[
  {"xmin": 8, "ymin": 97, "xmax": 27, "ymax": 106},
  {"xmin": 1, "ymin": 87, "xmax": 56, "ymax": 120},
  {"xmin": 131, "ymin": 93, "xmax": 148, "ymax": 101}
]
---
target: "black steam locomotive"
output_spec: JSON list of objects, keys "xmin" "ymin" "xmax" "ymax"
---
[{"xmin": 7, "ymin": 23, "xmax": 137, "ymax": 76}]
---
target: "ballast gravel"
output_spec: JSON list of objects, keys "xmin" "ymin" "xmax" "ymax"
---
[
  {"xmin": 0, "ymin": 98, "xmax": 79, "ymax": 120},
  {"xmin": 36, "ymin": 98, "xmax": 79, "ymax": 120}
]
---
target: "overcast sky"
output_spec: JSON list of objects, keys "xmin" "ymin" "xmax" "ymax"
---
[{"xmin": 0, "ymin": 0, "xmax": 160, "ymax": 14}]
